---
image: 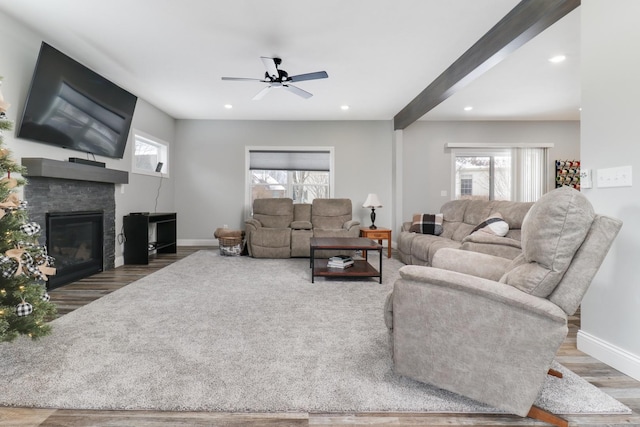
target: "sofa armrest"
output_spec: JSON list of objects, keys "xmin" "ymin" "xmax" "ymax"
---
[
  {"xmin": 291, "ymin": 220, "xmax": 312, "ymax": 230},
  {"xmin": 460, "ymin": 232, "xmax": 522, "ymax": 259},
  {"xmin": 402, "ymin": 221, "xmax": 412, "ymax": 232},
  {"xmin": 462, "ymin": 232, "xmax": 522, "ymax": 248},
  {"xmin": 244, "ymin": 218, "xmax": 262, "ymax": 232},
  {"xmin": 343, "ymin": 219, "xmax": 360, "ymax": 231},
  {"xmin": 397, "ymin": 265, "xmax": 566, "ymax": 322},
  {"xmin": 431, "ymin": 248, "xmax": 510, "ymax": 281}
]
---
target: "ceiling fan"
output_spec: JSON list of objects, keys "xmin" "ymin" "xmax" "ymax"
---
[{"xmin": 222, "ymin": 57, "xmax": 328, "ymax": 100}]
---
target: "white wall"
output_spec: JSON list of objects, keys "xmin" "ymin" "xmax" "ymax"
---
[
  {"xmin": 0, "ymin": 12, "xmax": 177, "ymax": 266},
  {"xmin": 400, "ymin": 121, "xmax": 580, "ymax": 221},
  {"xmin": 173, "ymin": 120, "xmax": 393, "ymax": 244},
  {"xmin": 578, "ymin": 0, "xmax": 640, "ymax": 381}
]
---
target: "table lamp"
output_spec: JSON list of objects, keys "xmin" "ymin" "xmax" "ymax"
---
[{"xmin": 363, "ymin": 193, "xmax": 382, "ymax": 229}]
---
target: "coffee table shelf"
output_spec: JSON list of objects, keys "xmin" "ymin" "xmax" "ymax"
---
[{"xmin": 310, "ymin": 237, "xmax": 382, "ymax": 283}]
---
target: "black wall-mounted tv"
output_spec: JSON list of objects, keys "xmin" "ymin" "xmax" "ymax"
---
[{"xmin": 17, "ymin": 42, "xmax": 138, "ymax": 159}]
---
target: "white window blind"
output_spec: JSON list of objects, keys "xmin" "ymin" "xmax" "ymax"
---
[{"xmin": 249, "ymin": 150, "xmax": 330, "ymax": 171}]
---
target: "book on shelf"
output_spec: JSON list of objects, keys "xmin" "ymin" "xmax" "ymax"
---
[
  {"xmin": 329, "ymin": 255, "xmax": 352, "ymax": 262},
  {"xmin": 327, "ymin": 255, "xmax": 354, "ymax": 268},
  {"xmin": 327, "ymin": 261, "xmax": 354, "ymax": 269}
]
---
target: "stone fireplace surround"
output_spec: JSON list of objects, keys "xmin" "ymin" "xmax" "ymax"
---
[{"xmin": 21, "ymin": 158, "xmax": 129, "ymax": 281}]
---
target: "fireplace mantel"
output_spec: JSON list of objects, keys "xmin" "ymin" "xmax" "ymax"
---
[{"xmin": 21, "ymin": 158, "xmax": 129, "ymax": 184}]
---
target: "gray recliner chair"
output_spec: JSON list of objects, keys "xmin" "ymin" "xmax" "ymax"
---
[
  {"xmin": 385, "ymin": 187, "xmax": 622, "ymax": 426},
  {"xmin": 311, "ymin": 198, "xmax": 360, "ymax": 238},
  {"xmin": 245, "ymin": 198, "xmax": 294, "ymax": 258}
]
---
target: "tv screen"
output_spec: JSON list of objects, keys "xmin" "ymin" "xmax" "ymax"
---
[{"xmin": 17, "ymin": 42, "xmax": 137, "ymax": 159}]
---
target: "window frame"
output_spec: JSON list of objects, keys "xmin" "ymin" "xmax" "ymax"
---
[
  {"xmin": 131, "ymin": 129, "xmax": 170, "ymax": 178},
  {"xmin": 448, "ymin": 143, "xmax": 553, "ymax": 202},
  {"xmin": 452, "ymin": 149, "xmax": 512, "ymax": 201},
  {"xmin": 245, "ymin": 146, "xmax": 335, "ymax": 217}
]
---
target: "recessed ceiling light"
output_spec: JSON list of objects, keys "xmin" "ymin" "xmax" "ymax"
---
[
  {"xmin": 224, "ymin": 104, "xmax": 233, "ymax": 109},
  {"xmin": 548, "ymin": 55, "xmax": 566, "ymax": 63},
  {"xmin": 341, "ymin": 105, "xmax": 350, "ymax": 111},
  {"xmin": 464, "ymin": 106, "xmax": 473, "ymax": 111}
]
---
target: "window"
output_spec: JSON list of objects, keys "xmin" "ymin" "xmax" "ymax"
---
[
  {"xmin": 247, "ymin": 148, "xmax": 333, "ymax": 207},
  {"xmin": 132, "ymin": 130, "xmax": 169, "ymax": 176},
  {"xmin": 460, "ymin": 174, "xmax": 473, "ymax": 196},
  {"xmin": 450, "ymin": 145, "xmax": 549, "ymax": 202}
]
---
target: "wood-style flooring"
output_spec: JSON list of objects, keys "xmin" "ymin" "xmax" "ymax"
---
[{"xmin": 1, "ymin": 247, "xmax": 639, "ymax": 426}]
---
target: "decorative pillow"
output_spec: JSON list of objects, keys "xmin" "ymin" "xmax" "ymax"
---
[
  {"xmin": 409, "ymin": 213, "xmax": 443, "ymax": 235},
  {"xmin": 470, "ymin": 213, "xmax": 509, "ymax": 237}
]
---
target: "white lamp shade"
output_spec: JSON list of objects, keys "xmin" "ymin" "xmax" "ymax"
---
[{"xmin": 363, "ymin": 193, "xmax": 383, "ymax": 208}]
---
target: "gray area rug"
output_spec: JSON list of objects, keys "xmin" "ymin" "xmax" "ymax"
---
[{"xmin": 0, "ymin": 251, "xmax": 631, "ymax": 414}]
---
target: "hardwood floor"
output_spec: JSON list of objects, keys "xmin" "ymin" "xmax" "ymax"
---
[{"xmin": 2, "ymin": 247, "xmax": 639, "ymax": 426}]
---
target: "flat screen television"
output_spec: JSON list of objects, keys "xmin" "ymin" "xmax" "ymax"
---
[{"xmin": 17, "ymin": 42, "xmax": 138, "ymax": 159}]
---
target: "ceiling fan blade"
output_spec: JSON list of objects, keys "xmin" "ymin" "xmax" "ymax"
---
[
  {"xmin": 260, "ymin": 57, "xmax": 279, "ymax": 79},
  {"xmin": 252, "ymin": 86, "xmax": 272, "ymax": 100},
  {"xmin": 288, "ymin": 71, "xmax": 328, "ymax": 82},
  {"xmin": 221, "ymin": 77, "xmax": 265, "ymax": 82},
  {"xmin": 284, "ymin": 84, "xmax": 313, "ymax": 99}
]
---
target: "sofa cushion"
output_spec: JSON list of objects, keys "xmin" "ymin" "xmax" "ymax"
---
[
  {"xmin": 500, "ymin": 187, "xmax": 595, "ymax": 297},
  {"xmin": 470, "ymin": 213, "xmax": 509, "ymax": 237},
  {"xmin": 409, "ymin": 213, "xmax": 443, "ymax": 235},
  {"xmin": 253, "ymin": 198, "xmax": 294, "ymax": 228},
  {"xmin": 312, "ymin": 198, "xmax": 353, "ymax": 229},
  {"xmin": 293, "ymin": 203, "xmax": 312, "ymax": 222}
]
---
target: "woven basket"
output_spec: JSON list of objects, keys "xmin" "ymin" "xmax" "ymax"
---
[
  {"xmin": 219, "ymin": 236, "xmax": 243, "ymax": 256},
  {"xmin": 219, "ymin": 236, "xmax": 242, "ymax": 246}
]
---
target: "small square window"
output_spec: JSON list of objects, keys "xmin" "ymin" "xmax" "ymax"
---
[{"xmin": 132, "ymin": 130, "xmax": 169, "ymax": 177}]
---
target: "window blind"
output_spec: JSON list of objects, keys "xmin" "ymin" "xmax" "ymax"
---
[{"xmin": 249, "ymin": 150, "xmax": 330, "ymax": 171}]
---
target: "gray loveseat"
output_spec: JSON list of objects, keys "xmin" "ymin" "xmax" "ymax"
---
[
  {"xmin": 397, "ymin": 199, "xmax": 534, "ymax": 266},
  {"xmin": 245, "ymin": 198, "xmax": 360, "ymax": 258}
]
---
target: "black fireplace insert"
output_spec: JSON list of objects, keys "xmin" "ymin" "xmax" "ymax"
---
[{"xmin": 46, "ymin": 211, "xmax": 104, "ymax": 289}]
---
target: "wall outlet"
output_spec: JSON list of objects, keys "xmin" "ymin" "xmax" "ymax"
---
[{"xmin": 440, "ymin": 190, "xmax": 447, "ymax": 197}]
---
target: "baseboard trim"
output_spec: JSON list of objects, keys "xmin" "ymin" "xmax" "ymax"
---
[
  {"xmin": 577, "ymin": 330, "xmax": 640, "ymax": 382},
  {"xmin": 177, "ymin": 239, "xmax": 218, "ymax": 246}
]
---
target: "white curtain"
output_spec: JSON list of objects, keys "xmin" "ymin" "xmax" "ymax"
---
[{"xmin": 513, "ymin": 147, "xmax": 548, "ymax": 202}]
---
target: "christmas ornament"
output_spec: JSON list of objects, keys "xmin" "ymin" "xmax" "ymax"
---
[
  {"xmin": 41, "ymin": 292, "xmax": 50, "ymax": 302},
  {"xmin": 16, "ymin": 300, "xmax": 33, "ymax": 317},
  {"xmin": 0, "ymin": 254, "xmax": 18, "ymax": 278},
  {"xmin": 19, "ymin": 222, "xmax": 41, "ymax": 236},
  {"xmin": 0, "ymin": 176, "xmax": 18, "ymax": 189}
]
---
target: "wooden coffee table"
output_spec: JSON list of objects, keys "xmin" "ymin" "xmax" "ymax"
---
[{"xmin": 309, "ymin": 237, "xmax": 383, "ymax": 284}]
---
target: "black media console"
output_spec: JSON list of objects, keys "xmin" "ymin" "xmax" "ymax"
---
[{"xmin": 123, "ymin": 212, "xmax": 177, "ymax": 264}]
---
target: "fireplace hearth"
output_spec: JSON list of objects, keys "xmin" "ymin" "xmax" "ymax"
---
[
  {"xmin": 23, "ymin": 166, "xmax": 120, "ymax": 289},
  {"xmin": 46, "ymin": 211, "xmax": 104, "ymax": 289}
]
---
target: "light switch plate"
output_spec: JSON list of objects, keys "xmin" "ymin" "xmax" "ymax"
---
[
  {"xmin": 596, "ymin": 166, "xmax": 632, "ymax": 188},
  {"xmin": 580, "ymin": 169, "xmax": 592, "ymax": 189}
]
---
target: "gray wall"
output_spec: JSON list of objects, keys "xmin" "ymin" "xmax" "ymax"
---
[
  {"xmin": 173, "ymin": 120, "xmax": 393, "ymax": 243},
  {"xmin": 400, "ymin": 120, "xmax": 580, "ymax": 221},
  {"xmin": 0, "ymin": 12, "xmax": 177, "ymax": 266},
  {"xmin": 578, "ymin": 1, "xmax": 640, "ymax": 380}
]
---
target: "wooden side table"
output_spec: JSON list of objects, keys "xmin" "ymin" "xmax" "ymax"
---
[{"xmin": 360, "ymin": 227, "xmax": 392, "ymax": 258}]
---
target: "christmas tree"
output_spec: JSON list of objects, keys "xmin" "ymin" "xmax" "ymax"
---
[{"xmin": 0, "ymin": 76, "xmax": 57, "ymax": 342}]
